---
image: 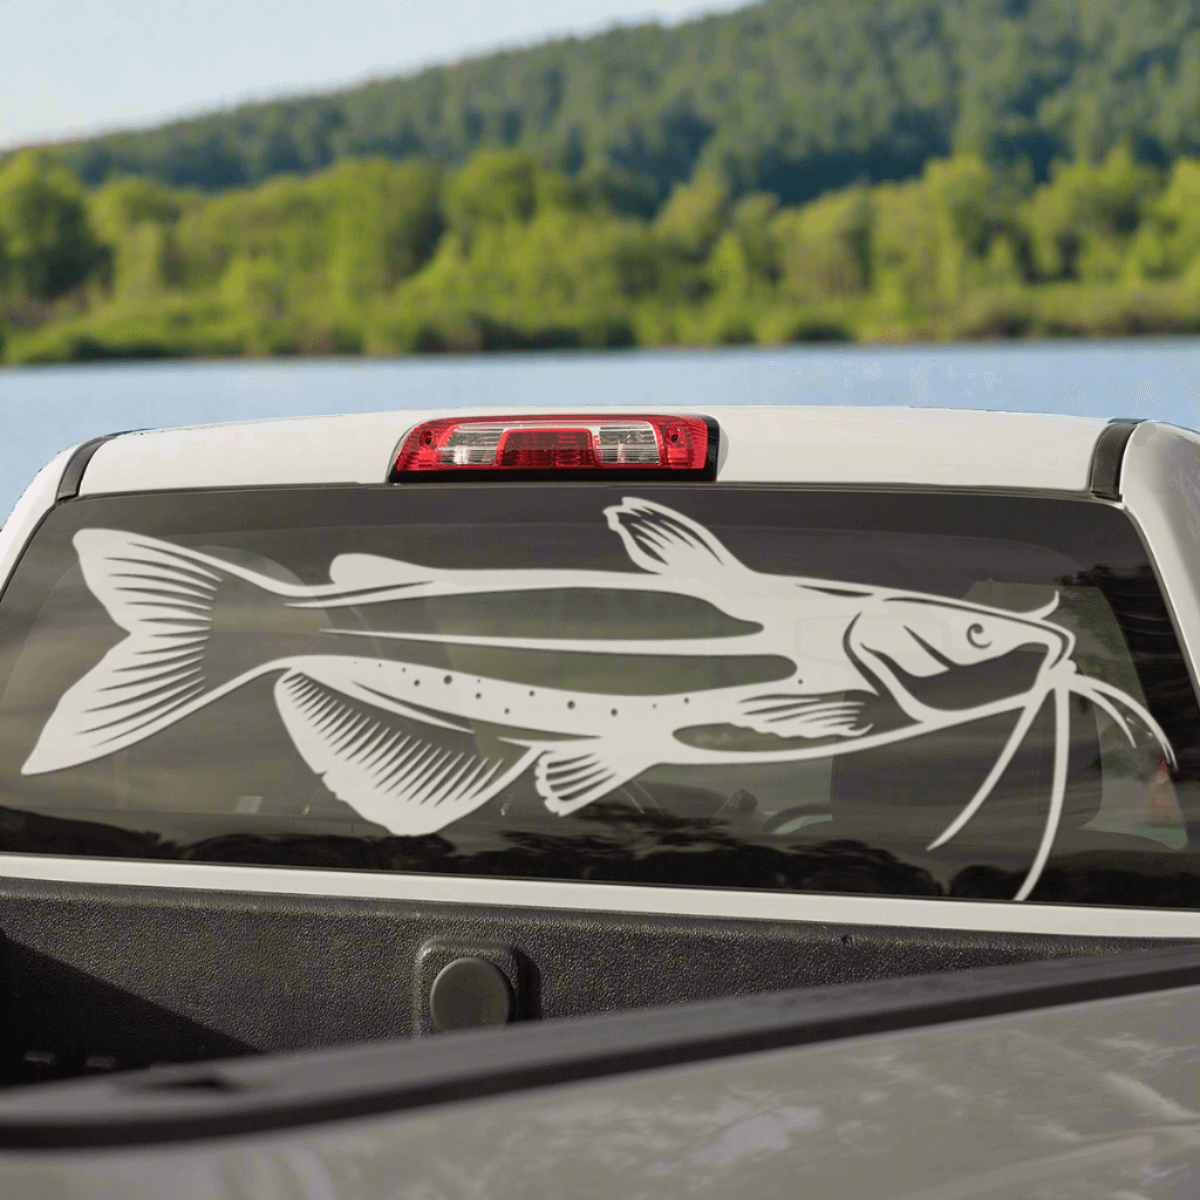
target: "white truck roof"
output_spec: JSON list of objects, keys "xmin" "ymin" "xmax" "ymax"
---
[{"xmin": 77, "ymin": 406, "xmax": 1112, "ymax": 495}]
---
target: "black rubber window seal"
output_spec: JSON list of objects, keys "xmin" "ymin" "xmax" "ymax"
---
[
  {"xmin": 1089, "ymin": 417, "xmax": 1144, "ymax": 501},
  {"xmin": 56, "ymin": 431, "xmax": 146, "ymax": 503}
]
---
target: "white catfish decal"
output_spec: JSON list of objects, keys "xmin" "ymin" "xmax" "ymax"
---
[{"xmin": 22, "ymin": 498, "xmax": 1174, "ymax": 901}]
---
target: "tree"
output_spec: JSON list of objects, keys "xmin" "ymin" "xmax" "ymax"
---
[
  {"xmin": 772, "ymin": 187, "xmax": 873, "ymax": 304},
  {"xmin": 654, "ymin": 172, "xmax": 730, "ymax": 261},
  {"xmin": 706, "ymin": 192, "xmax": 780, "ymax": 301},
  {"xmin": 0, "ymin": 152, "xmax": 106, "ymax": 300},
  {"xmin": 444, "ymin": 150, "xmax": 540, "ymax": 238},
  {"xmin": 88, "ymin": 177, "xmax": 194, "ymax": 301},
  {"xmin": 921, "ymin": 155, "xmax": 1023, "ymax": 297},
  {"xmin": 1021, "ymin": 146, "xmax": 1163, "ymax": 282},
  {"xmin": 319, "ymin": 158, "xmax": 444, "ymax": 303},
  {"xmin": 1126, "ymin": 157, "xmax": 1200, "ymax": 281}
]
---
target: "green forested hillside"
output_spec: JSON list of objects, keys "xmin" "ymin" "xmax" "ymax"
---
[
  {"xmin": 6, "ymin": 0, "xmax": 1200, "ymax": 363},
  {"xmin": 37, "ymin": 0, "xmax": 1200, "ymax": 210}
]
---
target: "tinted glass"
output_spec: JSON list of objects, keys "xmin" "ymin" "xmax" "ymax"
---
[{"xmin": 0, "ymin": 484, "xmax": 1196, "ymax": 907}]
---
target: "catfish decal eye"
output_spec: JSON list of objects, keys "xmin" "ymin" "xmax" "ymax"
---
[{"xmin": 22, "ymin": 498, "xmax": 1174, "ymax": 904}]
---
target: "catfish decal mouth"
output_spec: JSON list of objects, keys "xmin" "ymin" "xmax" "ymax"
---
[{"xmin": 22, "ymin": 498, "xmax": 1175, "ymax": 902}]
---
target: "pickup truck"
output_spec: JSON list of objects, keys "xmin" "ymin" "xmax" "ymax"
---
[{"xmin": 0, "ymin": 404, "xmax": 1196, "ymax": 1095}]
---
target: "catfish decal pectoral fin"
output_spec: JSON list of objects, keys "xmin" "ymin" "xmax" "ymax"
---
[{"xmin": 274, "ymin": 672, "xmax": 536, "ymax": 835}]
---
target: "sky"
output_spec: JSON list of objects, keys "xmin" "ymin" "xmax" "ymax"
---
[{"xmin": 1, "ymin": 0, "xmax": 752, "ymax": 151}]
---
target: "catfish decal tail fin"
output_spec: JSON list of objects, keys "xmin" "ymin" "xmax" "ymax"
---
[
  {"xmin": 21, "ymin": 530, "xmax": 272, "ymax": 775},
  {"xmin": 605, "ymin": 498, "xmax": 753, "ymax": 582}
]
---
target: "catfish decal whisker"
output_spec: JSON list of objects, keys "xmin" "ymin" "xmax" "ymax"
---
[{"xmin": 22, "ymin": 500, "xmax": 1175, "ymax": 901}]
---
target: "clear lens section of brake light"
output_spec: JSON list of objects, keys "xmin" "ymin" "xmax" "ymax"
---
[{"xmin": 392, "ymin": 414, "xmax": 711, "ymax": 474}]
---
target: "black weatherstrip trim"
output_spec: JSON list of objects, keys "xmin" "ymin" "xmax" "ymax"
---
[
  {"xmin": 1089, "ymin": 418, "xmax": 1144, "ymax": 501},
  {"xmin": 55, "ymin": 432, "xmax": 138, "ymax": 502},
  {"xmin": 4, "ymin": 941, "xmax": 1200, "ymax": 1150}
]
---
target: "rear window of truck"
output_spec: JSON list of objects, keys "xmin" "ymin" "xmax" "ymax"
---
[{"xmin": 0, "ymin": 484, "xmax": 1196, "ymax": 907}]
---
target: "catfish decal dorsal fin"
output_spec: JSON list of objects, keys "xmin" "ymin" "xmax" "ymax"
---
[
  {"xmin": 734, "ymin": 693, "xmax": 873, "ymax": 739},
  {"xmin": 274, "ymin": 672, "xmax": 534, "ymax": 835},
  {"xmin": 605, "ymin": 498, "xmax": 752, "ymax": 581},
  {"xmin": 534, "ymin": 741, "xmax": 652, "ymax": 816}
]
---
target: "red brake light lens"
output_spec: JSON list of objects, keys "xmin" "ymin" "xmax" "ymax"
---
[{"xmin": 391, "ymin": 414, "xmax": 716, "ymax": 479}]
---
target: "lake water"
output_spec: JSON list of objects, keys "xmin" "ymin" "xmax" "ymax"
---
[{"xmin": 3, "ymin": 338, "xmax": 1199, "ymax": 521}]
